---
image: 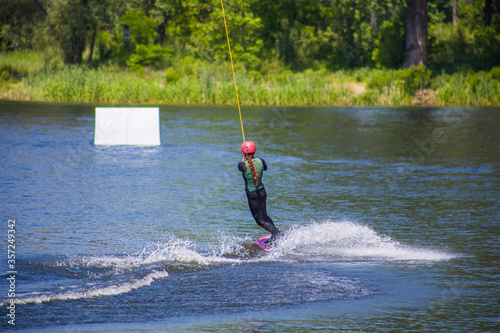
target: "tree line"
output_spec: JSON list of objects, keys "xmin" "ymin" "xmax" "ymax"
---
[{"xmin": 1, "ymin": 0, "xmax": 499, "ymax": 73}]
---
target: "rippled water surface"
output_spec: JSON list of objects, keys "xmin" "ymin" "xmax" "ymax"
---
[{"xmin": 0, "ymin": 101, "xmax": 498, "ymax": 332}]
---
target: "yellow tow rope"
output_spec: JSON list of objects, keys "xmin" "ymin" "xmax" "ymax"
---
[{"xmin": 220, "ymin": 0, "xmax": 246, "ymax": 143}]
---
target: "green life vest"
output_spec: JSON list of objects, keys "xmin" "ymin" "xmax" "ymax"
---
[{"xmin": 243, "ymin": 158, "xmax": 265, "ymax": 192}]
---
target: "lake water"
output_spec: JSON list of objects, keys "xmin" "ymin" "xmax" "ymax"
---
[{"xmin": 0, "ymin": 101, "xmax": 498, "ymax": 332}]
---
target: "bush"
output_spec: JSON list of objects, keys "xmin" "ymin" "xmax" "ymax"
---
[
  {"xmin": 473, "ymin": 26, "xmax": 500, "ymax": 69},
  {"xmin": 180, "ymin": 56, "xmax": 196, "ymax": 75},
  {"xmin": 276, "ymin": 70, "xmax": 293, "ymax": 83},
  {"xmin": 367, "ymin": 66, "xmax": 431, "ymax": 96},
  {"xmin": 248, "ymin": 70, "xmax": 262, "ymax": 81},
  {"xmin": 490, "ymin": 67, "xmax": 500, "ymax": 81},
  {"xmin": 165, "ymin": 67, "xmax": 181, "ymax": 83},
  {"xmin": 372, "ymin": 20, "xmax": 405, "ymax": 68},
  {"xmin": 396, "ymin": 65, "xmax": 431, "ymax": 95},
  {"xmin": 96, "ymin": 30, "xmax": 116, "ymax": 61},
  {"xmin": 366, "ymin": 69, "xmax": 393, "ymax": 90},
  {"xmin": 126, "ymin": 44, "xmax": 171, "ymax": 71},
  {"xmin": 351, "ymin": 67, "xmax": 372, "ymax": 83},
  {"xmin": 1, "ymin": 71, "xmax": 10, "ymax": 80}
]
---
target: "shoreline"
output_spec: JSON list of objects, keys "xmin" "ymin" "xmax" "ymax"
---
[
  {"xmin": 2, "ymin": 96, "xmax": 498, "ymax": 107},
  {"xmin": 1, "ymin": 65, "xmax": 499, "ymax": 107},
  {"xmin": 2, "ymin": 85, "xmax": 498, "ymax": 107}
]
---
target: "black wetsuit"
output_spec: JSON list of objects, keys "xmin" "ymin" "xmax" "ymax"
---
[{"xmin": 238, "ymin": 157, "xmax": 280, "ymax": 237}]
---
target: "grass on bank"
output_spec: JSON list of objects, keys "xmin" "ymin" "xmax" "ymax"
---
[{"xmin": 1, "ymin": 50, "xmax": 499, "ymax": 106}]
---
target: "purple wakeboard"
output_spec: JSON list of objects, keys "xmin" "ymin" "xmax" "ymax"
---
[{"xmin": 257, "ymin": 234, "xmax": 272, "ymax": 251}]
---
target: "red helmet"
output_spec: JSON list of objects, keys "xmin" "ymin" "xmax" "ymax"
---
[{"xmin": 241, "ymin": 141, "xmax": 256, "ymax": 154}]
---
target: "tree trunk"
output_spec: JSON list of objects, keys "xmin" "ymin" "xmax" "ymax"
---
[
  {"xmin": 88, "ymin": 27, "xmax": 97, "ymax": 63},
  {"xmin": 62, "ymin": 0, "xmax": 89, "ymax": 65},
  {"xmin": 452, "ymin": 0, "xmax": 457, "ymax": 29},
  {"xmin": 404, "ymin": 0, "xmax": 428, "ymax": 68},
  {"xmin": 484, "ymin": 0, "xmax": 500, "ymax": 26},
  {"xmin": 485, "ymin": 0, "xmax": 493, "ymax": 26},
  {"xmin": 370, "ymin": 5, "xmax": 377, "ymax": 30},
  {"xmin": 30, "ymin": 0, "xmax": 47, "ymax": 18}
]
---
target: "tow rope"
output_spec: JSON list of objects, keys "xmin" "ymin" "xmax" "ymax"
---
[{"xmin": 220, "ymin": 0, "xmax": 246, "ymax": 143}]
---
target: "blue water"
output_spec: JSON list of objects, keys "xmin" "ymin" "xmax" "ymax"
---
[{"xmin": 0, "ymin": 101, "xmax": 499, "ymax": 331}]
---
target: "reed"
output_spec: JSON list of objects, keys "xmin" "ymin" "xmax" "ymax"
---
[
  {"xmin": 1, "ymin": 51, "xmax": 499, "ymax": 106},
  {"xmin": 0, "ymin": 50, "xmax": 46, "ymax": 76},
  {"xmin": 433, "ymin": 70, "xmax": 500, "ymax": 105}
]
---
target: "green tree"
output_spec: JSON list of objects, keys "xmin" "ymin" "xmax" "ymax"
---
[
  {"xmin": 86, "ymin": 1, "xmax": 126, "ymax": 63},
  {"xmin": 121, "ymin": 8, "xmax": 158, "ymax": 46},
  {"xmin": 428, "ymin": 0, "xmax": 500, "ymax": 70},
  {"xmin": 1, "ymin": 0, "xmax": 497, "ymax": 72},
  {"xmin": 148, "ymin": 0, "xmax": 200, "ymax": 47},
  {"xmin": 249, "ymin": 0, "xmax": 404, "ymax": 70},
  {"xmin": 47, "ymin": 0, "xmax": 90, "ymax": 64},
  {"xmin": 0, "ymin": 0, "xmax": 47, "ymax": 51},
  {"xmin": 190, "ymin": 0, "xmax": 264, "ymax": 65},
  {"xmin": 372, "ymin": 12, "xmax": 405, "ymax": 68},
  {"xmin": 251, "ymin": 0, "xmax": 325, "ymax": 68}
]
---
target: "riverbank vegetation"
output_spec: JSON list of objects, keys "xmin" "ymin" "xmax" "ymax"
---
[{"xmin": 1, "ymin": 0, "xmax": 499, "ymax": 106}]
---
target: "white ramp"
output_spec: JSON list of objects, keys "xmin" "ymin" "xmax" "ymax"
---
[{"xmin": 94, "ymin": 107, "xmax": 160, "ymax": 145}]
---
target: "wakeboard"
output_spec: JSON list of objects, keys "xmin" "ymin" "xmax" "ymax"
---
[
  {"xmin": 257, "ymin": 234, "xmax": 272, "ymax": 251},
  {"xmin": 242, "ymin": 234, "xmax": 272, "ymax": 252}
]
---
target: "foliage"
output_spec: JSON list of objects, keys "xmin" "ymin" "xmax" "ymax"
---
[
  {"xmin": 1, "ymin": 0, "xmax": 500, "ymax": 106},
  {"xmin": 367, "ymin": 65, "xmax": 431, "ymax": 95},
  {"xmin": 165, "ymin": 67, "xmax": 181, "ymax": 83},
  {"xmin": 121, "ymin": 8, "xmax": 158, "ymax": 46},
  {"xmin": 432, "ymin": 67, "xmax": 500, "ymax": 105},
  {"xmin": 96, "ymin": 30, "xmax": 116, "ymax": 61},
  {"xmin": 2, "ymin": 0, "xmax": 499, "ymax": 72},
  {"xmin": 1, "ymin": 50, "xmax": 498, "ymax": 106},
  {"xmin": 189, "ymin": 0, "xmax": 264, "ymax": 65},
  {"xmin": 46, "ymin": 0, "xmax": 90, "ymax": 64},
  {"xmin": 0, "ymin": 0, "xmax": 47, "ymax": 51},
  {"xmin": 428, "ymin": 0, "xmax": 500, "ymax": 72},
  {"xmin": 372, "ymin": 14, "xmax": 406, "ymax": 68},
  {"xmin": 126, "ymin": 44, "xmax": 171, "ymax": 72}
]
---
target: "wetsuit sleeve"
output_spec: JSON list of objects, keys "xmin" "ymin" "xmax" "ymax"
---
[
  {"xmin": 238, "ymin": 162, "xmax": 246, "ymax": 171},
  {"xmin": 261, "ymin": 158, "xmax": 268, "ymax": 171}
]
